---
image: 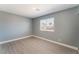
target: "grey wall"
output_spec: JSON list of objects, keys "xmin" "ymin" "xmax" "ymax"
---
[
  {"xmin": 0, "ymin": 12, "xmax": 32, "ymax": 42},
  {"xmin": 33, "ymin": 7, "xmax": 79, "ymax": 47}
]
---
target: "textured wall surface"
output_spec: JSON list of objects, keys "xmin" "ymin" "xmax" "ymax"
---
[
  {"xmin": 0, "ymin": 12, "xmax": 32, "ymax": 42},
  {"xmin": 33, "ymin": 7, "xmax": 79, "ymax": 47}
]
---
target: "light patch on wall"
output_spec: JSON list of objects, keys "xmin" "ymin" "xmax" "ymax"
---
[{"xmin": 40, "ymin": 17, "xmax": 55, "ymax": 32}]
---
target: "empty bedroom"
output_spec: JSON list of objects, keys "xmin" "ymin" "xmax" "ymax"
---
[{"xmin": 0, "ymin": 4, "xmax": 79, "ymax": 54}]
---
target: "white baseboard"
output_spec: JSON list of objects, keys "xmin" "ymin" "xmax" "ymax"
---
[
  {"xmin": 32, "ymin": 35, "xmax": 78, "ymax": 51},
  {"xmin": 0, "ymin": 35, "xmax": 78, "ymax": 51},
  {"xmin": 0, "ymin": 35, "xmax": 33, "ymax": 44}
]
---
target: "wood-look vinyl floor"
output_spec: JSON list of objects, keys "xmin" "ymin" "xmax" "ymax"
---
[{"xmin": 0, "ymin": 37, "xmax": 78, "ymax": 54}]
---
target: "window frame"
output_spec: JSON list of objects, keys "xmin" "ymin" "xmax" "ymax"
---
[{"xmin": 40, "ymin": 17, "xmax": 55, "ymax": 32}]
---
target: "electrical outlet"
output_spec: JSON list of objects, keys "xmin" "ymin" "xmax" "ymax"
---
[{"xmin": 58, "ymin": 39, "xmax": 62, "ymax": 41}]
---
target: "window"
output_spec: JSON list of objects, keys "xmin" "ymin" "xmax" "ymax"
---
[{"xmin": 40, "ymin": 17, "xmax": 55, "ymax": 32}]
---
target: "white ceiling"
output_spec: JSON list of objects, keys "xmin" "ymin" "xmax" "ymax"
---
[{"xmin": 0, "ymin": 4, "xmax": 78, "ymax": 18}]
